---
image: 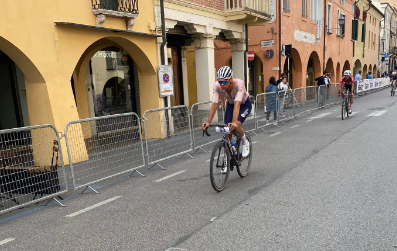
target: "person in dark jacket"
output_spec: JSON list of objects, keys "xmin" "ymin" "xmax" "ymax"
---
[{"xmin": 265, "ymin": 77, "xmax": 278, "ymax": 123}]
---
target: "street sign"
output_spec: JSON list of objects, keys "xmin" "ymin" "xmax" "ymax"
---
[
  {"xmin": 265, "ymin": 49, "xmax": 274, "ymax": 58},
  {"xmin": 385, "ymin": 51, "xmax": 389, "ymax": 59},
  {"xmin": 247, "ymin": 51, "xmax": 255, "ymax": 61},
  {"xmin": 261, "ymin": 40, "xmax": 275, "ymax": 47},
  {"xmin": 158, "ymin": 65, "xmax": 174, "ymax": 97}
]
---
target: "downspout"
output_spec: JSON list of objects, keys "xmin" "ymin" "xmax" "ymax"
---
[
  {"xmin": 323, "ymin": 0, "xmax": 327, "ymax": 72},
  {"xmin": 244, "ymin": 23, "xmax": 248, "ymax": 89},
  {"xmin": 278, "ymin": 0, "xmax": 282, "ymax": 78},
  {"xmin": 160, "ymin": 0, "xmax": 167, "ymax": 66},
  {"xmin": 353, "ymin": 0, "xmax": 359, "ymax": 59}
]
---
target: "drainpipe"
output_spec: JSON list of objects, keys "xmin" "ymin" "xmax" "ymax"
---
[
  {"xmin": 244, "ymin": 23, "xmax": 248, "ymax": 89},
  {"xmin": 278, "ymin": 0, "xmax": 282, "ymax": 78},
  {"xmin": 323, "ymin": 0, "xmax": 327, "ymax": 72},
  {"xmin": 160, "ymin": 0, "xmax": 167, "ymax": 66},
  {"xmin": 353, "ymin": 0, "xmax": 359, "ymax": 58}
]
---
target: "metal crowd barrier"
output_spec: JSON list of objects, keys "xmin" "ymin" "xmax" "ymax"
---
[
  {"xmin": 0, "ymin": 125, "xmax": 67, "ymax": 214},
  {"xmin": 305, "ymin": 86, "xmax": 318, "ymax": 113},
  {"xmin": 190, "ymin": 101, "xmax": 224, "ymax": 153},
  {"xmin": 142, "ymin": 105, "xmax": 193, "ymax": 169},
  {"xmin": 255, "ymin": 92, "xmax": 278, "ymax": 130},
  {"xmin": 278, "ymin": 90, "xmax": 295, "ymax": 123},
  {"xmin": 244, "ymin": 95, "xmax": 257, "ymax": 133},
  {"xmin": 64, "ymin": 113, "xmax": 145, "ymax": 193},
  {"xmin": 293, "ymin": 88, "xmax": 306, "ymax": 117}
]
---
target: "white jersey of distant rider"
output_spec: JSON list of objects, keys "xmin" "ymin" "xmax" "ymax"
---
[{"xmin": 212, "ymin": 78, "xmax": 249, "ymax": 104}]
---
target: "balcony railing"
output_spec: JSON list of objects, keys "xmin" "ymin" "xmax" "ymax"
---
[
  {"xmin": 91, "ymin": 0, "xmax": 139, "ymax": 30},
  {"xmin": 225, "ymin": 0, "xmax": 270, "ymax": 19},
  {"xmin": 92, "ymin": 0, "xmax": 139, "ymax": 16}
]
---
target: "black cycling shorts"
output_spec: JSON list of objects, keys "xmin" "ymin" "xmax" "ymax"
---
[
  {"xmin": 343, "ymin": 84, "xmax": 352, "ymax": 94},
  {"xmin": 224, "ymin": 98, "xmax": 252, "ymax": 124}
]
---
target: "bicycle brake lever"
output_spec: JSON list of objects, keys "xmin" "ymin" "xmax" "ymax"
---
[{"xmin": 203, "ymin": 129, "xmax": 211, "ymax": 137}]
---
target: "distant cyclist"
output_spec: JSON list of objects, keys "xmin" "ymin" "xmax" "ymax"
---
[
  {"xmin": 340, "ymin": 70, "xmax": 354, "ymax": 114},
  {"xmin": 201, "ymin": 66, "xmax": 251, "ymax": 158}
]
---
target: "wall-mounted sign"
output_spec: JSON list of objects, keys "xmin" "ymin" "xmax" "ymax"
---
[
  {"xmin": 265, "ymin": 49, "xmax": 274, "ymax": 58},
  {"xmin": 294, "ymin": 30, "xmax": 315, "ymax": 44},
  {"xmin": 281, "ymin": 44, "xmax": 286, "ymax": 56},
  {"xmin": 268, "ymin": 0, "xmax": 276, "ymax": 23},
  {"xmin": 158, "ymin": 65, "xmax": 174, "ymax": 97},
  {"xmin": 261, "ymin": 40, "xmax": 275, "ymax": 47},
  {"xmin": 247, "ymin": 51, "xmax": 255, "ymax": 61}
]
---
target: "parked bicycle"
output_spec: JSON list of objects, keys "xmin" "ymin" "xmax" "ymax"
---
[{"xmin": 203, "ymin": 124, "xmax": 252, "ymax": 192}]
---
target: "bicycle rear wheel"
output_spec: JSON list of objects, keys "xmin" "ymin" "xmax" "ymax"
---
[
  {"xmin": 210, "ymin": 140, "xmax": 230, "ymax": 192},
  {"xmin": 341, "ymin": 101, "xmax": 347, "ymax": 120},
  {"xmin": 346, "ymin": 99, "xmax": 350, "ymax": 117},
  {"xmin": 237, "ymin": 134, "xmax": 252, "ymax": 178}
]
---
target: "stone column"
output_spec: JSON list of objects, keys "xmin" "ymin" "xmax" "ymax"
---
[
  {"xmin": 230, "ymin": 38, "xmax": 246, "ymax": 81},
  {"xmin": 181, "ymin": 46, "xmax": 190, "ymax": 106},
  {"xmin": 193, "ymin": 33, "xmax": 216, "ymax": 103}
]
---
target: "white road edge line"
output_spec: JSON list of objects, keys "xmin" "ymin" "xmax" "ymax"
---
[
  {"xmin": 270, "ymin": 132, "xmax": 281, "ymax": 137},
  {"xmin": 252, "ymin": 141, "xmax": 259, "ymax": 144},
  {"xmin": 374, "ymin": 110, "xmax": 388, "ymax": 116},
  {"xmin": 65, "ymin": 196, "xmax": 122, "ymax": 218},
  {"xmin": 0, "ymin": 238, "xmax": 15, "ymax": 246},
  {"xmin": 210, "ymin": 217, "xmax": 217, "ymax": 222},
  {"xmin": 155, "ymin": 170, "xmax": 186, "ymax": 182},
  {"xmin": 290, "ymin": 125, "xmax": 300, "ymax": 128},
  {"xmin": 305, "ymin": 120, "xmax": 312, "ymax": 122}
]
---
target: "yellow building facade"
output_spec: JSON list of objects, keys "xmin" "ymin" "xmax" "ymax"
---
[
  {"xmin": 353, "ymin": 0, "xmax": 383, "ymax": 78},
  {"xmin": 0, "ymin": 0, "xmax": 160, "ymax": 134}
]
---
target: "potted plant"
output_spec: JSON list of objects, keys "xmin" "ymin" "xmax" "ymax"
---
[{"xmin": 355, "ymin": 5, "xmax": 360, "ymax": 19}]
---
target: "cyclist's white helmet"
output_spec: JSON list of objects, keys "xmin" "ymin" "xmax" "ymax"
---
[
  {"xmin": 217, "ymin": 66, "xmax": 233, "ymax": 80},
  {"xmin": 393, "ymin": 72, "xmax": 397, "ymax": 75},
  {"xmin": 343, "ymin": 70, "xmax": 351, "ymax": 76}
]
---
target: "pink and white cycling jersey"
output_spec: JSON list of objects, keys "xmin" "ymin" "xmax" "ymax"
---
[{"xmin": 212, "ymin": 78, "xmax": 249, "ymax": 104}]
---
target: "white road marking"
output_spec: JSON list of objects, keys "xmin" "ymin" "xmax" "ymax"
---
[
  {"xmin": 374, "ymin": 110, "xmax": 388, "ymax": 116},
  {"xmin": 154, "ymin": 170, "xmax": 186, "ymax": 182},
  {"xmin": 290, "ymin": 125, "xmax": 300, "ymax": 128},
  {"xmin": 65, "ymin": 196, "xmax": 122, "ymax": 218},
  {"xmin": 0, "ymin": 238, "xmax": 15, "ymax": 246},
  {"xmin": 336, "ymin": 111, "xmax": 360, "ymax": 118},
  {"xmin": 269, "ymin": 132, "xmax": 281, "ymax": 137},
  {"xmin": 206, "ymin": 156, "xmax": 218, "ymax": 162},
  {"xmin": 252, "ymin": 141, "xmax": 259, "ymax": 144},
  {"xmin": 210, "ymin": 217, "xmax": 217, "ymax": 222},
  {"xmin": 367, "ymin": 111, "xmax": 378, "ymax": 117},
  {"xmin": 305, "ymin": 120, "xmax": 312, "ymax": 122}
]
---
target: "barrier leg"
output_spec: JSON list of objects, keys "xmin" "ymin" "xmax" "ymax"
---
[
  {"xmin": 44, "ymin": 196, "xmax": 66, "ymax": 207},
  {"xmin": 80, "ymin": 185, "xmax": 100, "ymax": 194},
  {"xmin": 149, "ymin": 163, "xmax": 166, "ymax": 170},
  {"xmin": 129, "ymin": 169, "xmax": 145, "ymax": 177},
  {"xmin": 178, "ymin": 152, "xmax": 195, "ymax": 159}
]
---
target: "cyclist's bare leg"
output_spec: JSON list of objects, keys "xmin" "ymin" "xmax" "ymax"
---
[{"xmin": 227, "ymin": 121, "xmax": 244, "ymax": 140}]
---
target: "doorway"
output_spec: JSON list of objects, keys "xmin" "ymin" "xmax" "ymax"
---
[{"xmin": 248, "ymin": 56, "xmax": 264, "ymax": 97}]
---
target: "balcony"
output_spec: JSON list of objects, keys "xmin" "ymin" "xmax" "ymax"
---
[
  {"xmin": 92, "ymin": 0, "xmax": 139, "ymax": 30},
  {"xmin": 224, "ymin": 0, "xmax": 271, "ymax": 24}
]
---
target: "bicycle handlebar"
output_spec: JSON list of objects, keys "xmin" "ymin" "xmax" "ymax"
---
[{"xmin": 202, "ymin": 124, "xmax": 229, "ymax": 137}]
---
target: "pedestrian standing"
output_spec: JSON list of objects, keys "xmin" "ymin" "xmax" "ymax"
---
[
  {"xmin": 315, "ymin": 70, "xmax": 327, "ymax": 108},
  {"xmin": 367, "ymin": 72, "xmax": 373, "ymax": 79},
  {"xmin": 265, "ymin": 77, "xmax": 278, "ymax": 124},
  {"xmin": 354, "ymin": 70, "xmax": 362, "ymax": 95},
  {"xmin": 277, "ymin": 75, "xmax": 288, "ymax": 117}
]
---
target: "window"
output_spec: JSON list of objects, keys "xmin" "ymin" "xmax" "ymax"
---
[
  {"xmin": 311, "ymin": 0, "xmax": 323, "ymax": 21},
  {"xmin": 327, "ymin": 4, "xmax": 332, "ymax": 33},
  {"xmin": 352, "ymin": 19, "xmax": 359, "ymax": 40},
  {"xmin": 338, "ymin": 0, "xmax": 345, "ymax": 6},
  {"xmin": 283, "ymin": 0, "xmax": 290, "ymax": 13},
  {"xmin": 339, "ymin": 13, "xmax": 345, "ymax": 37},
  {"xmin": 302, "ymin": 0, "xmax": 307, "ymax": 18}
]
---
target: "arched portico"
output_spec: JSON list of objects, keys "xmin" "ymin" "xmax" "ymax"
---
[
  {"xmin": 326, "ymin": 58, "xmax": 335, "ymax": 83},
  {"xmin": 336, "ymin": 62, "xmax": 341, "ymax": 81},
  {"xmin": 283, "ymin": 48, "xmax": 303, "ymax": 89},
  {"xmin": 363, "ymin": 64, "xmax": 368, "ymax": 78},
  {"xmin": 306, "ymin": 51, "xmax": 321, "ymax": 87},
  {"xmin": 353, "ymin": 59, "xmax": 362, "ymax": 76}
]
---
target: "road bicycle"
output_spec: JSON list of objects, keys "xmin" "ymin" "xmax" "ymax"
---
[
  {"xmin": 391, "ymin": 80, "xmax": 396, "ymax": 96},
  {"xmin": 203, "ymin": 124, "xmax": 252, "ymax": 192},
  {"xmin": 341, "ymin": 87, "xmax": 351, "ymax": 120}
]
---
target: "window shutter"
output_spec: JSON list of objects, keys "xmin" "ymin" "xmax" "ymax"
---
[
  {"xmin": 352, "ymin": 20, "xmax": 358, "ymax": 40},
  {"xmin": 361, "ymin": 23, "xmax": 366, "ymax": 43}
]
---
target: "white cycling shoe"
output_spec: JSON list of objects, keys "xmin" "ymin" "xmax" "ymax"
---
[
  {"xmin": 220, "ymin": 166, "xmax": 228, "ymax": 174},
  {"xmin": 242, "ymin": 142, "xmax": 250, "ymax": 158}
]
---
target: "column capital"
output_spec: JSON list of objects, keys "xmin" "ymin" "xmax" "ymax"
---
[
  {"xmin": 230, "ymin": 38, "xmax": 246, "ymax": 52},
  {"xmin": 192, "ymin": 34, "xmax": 216, "ymax": 49}
]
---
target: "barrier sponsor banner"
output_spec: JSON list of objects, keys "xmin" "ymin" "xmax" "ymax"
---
[{"xmin": 357, "ymin": 78, "xmax": 390, "ymax": 93}]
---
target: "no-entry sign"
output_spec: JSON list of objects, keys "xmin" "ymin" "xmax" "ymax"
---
[{"xmin": 247, "ymin": 51, "xmax": 255, "ymax": 61}]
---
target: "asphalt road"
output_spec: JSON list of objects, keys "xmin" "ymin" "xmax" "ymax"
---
[{"xmin": 0, "ymin": 88, "xmax": 396, "ymax": 251}]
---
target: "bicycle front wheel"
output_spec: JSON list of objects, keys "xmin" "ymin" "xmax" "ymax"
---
[
  {"xmin": 210, "ymin": 140, "xmax": 230, "ymax": 192},
  {"xmin": 237, "ymin": 134, "xmax": 252, "ymax": 178},
  {"xmin": 341, "ymin": 101, "xmax": 347, "ymax": 120}
]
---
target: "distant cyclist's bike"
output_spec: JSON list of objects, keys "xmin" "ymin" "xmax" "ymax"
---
[
  {"xmin": 203, "ymin": 124, "xmax": 252, "ymax": 192},
  {"xmin": 391, "ymin": 80, "xmax": 396, "ymax": 96},
  {"xmin": 341, "ymin": 86, "xmax": 351, "ymax": 120}
]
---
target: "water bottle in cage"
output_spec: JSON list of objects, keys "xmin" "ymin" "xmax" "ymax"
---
[{"xmin": 230, "ymin": 139, "xmax": 237, "ymax": 156}]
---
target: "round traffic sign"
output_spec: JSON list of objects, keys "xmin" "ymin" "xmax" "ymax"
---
[
  {"xmin": 163, "ymin": 73, "xmax": 170, "ymax": 83},
  {"xmin": 247, "ymin": 51, "xmax": 255, "ymax": 61}
]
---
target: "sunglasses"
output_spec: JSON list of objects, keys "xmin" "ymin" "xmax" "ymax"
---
[{"xmin": 218, "ymin": 80, "xmax": 229, "ymax": 85}]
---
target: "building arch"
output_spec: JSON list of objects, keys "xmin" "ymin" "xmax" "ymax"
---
[
  {"xmin": 363, "ymin": 64, "xmax": 368, "ymax": 78},
  {"xmin": 247, "ymin": 52, "xmax": 264, "ymax": 96},
  {"xmin": 326, "ymin": 58, "xmax": 336, "ymax": 83},
  {"xmin": 284, "ymin": 48, "xmax": 303, "ymax": 89},
  {"xmin": 306, "ymin": 51, "xmax": 321, "ymax": 86},
  {"xmin": 336, "ymin": 62, "xmax": 341, "ymax": 81},
  {"xmin": 373, "ymin": 65, "xmax": 377, "ymax": 77},
  {"xmin": 342, "ymin": 60, "xmax": 351, "ymax": 73},
  {"xmin": 353, "ymin": 59, "xmax": 362, "ymax": 76},
  {"xmin": 368, "ymin": 64, "xmax": 372, "ymax": 76}
]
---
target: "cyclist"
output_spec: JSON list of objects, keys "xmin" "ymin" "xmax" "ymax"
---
[
  {"xmin": 201, "ymin": 66, "xmax": 251, "ymax": 158},
  {"xmin": 340, "ymin": 70, "xmax": 354, "ymax": 114}
]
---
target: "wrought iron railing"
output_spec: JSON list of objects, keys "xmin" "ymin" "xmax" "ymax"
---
[
  {"xmin": 92, "ymin": 0, "xmax": 139, "ymax": 14},
  {"xmin": 225, "ymin": 0, "xmax": 270, "ymax": 16}
]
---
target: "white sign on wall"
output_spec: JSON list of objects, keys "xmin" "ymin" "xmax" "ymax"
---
[
  {"xmin": 294, "ymin": 30, "xmax": 315, "ymax": 44},
  {"xmin": 261, "ymin": 40, "xmax": 275, "ymax": 47},
  {"xmin": 158, "ymin": 65, "xmax": 174, "ymax": 97},
  {"xmin": 268, "ymin": 0, "xmax": 277, "ymax": 23}
]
